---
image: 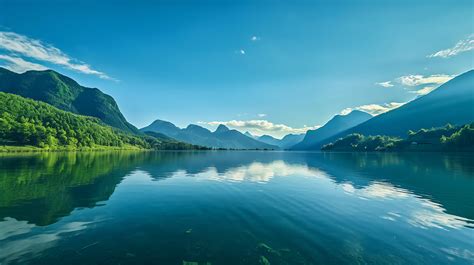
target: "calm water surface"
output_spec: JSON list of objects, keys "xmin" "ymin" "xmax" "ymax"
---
[{"xmin": 0, "ymin": 151, "xmax": 473, "ymax": 265}]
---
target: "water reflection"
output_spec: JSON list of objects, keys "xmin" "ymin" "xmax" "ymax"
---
[
  {"xmin": 0, "ymin": 151, "xmax": 147, "ymax": 225},
  {"xmin": 0, "ymin": 218, "xmax": 93, "ymax": 264},
  {"xmin": 1, "ymin": 151, "xmax": 473, "ymax": 226},
  {"xmin": 178, "ymin": 161, "xmax": 327, "ymax": 183},
  {"xmin": 0, "ymin": 151, "xmax": 473, "ymax": 264}
]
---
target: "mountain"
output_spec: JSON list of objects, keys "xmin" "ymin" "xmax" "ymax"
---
[
  {"xmin": 257, "ymin": 135, "xmax": 281, "ymax": 147},
  {"xmin": 140, "ymin": 120, "xmax": 277, "ymax": 149},
  {"xmin": 307, "ymin": 69, "xmax": 474, "ymax": 150},
  {"xmin": 292, "ymin": 110, "xmax": 372, "ymax": 149},
  {"xmin": 0, "ymin": 92, "xmax": 200, "ymax": 150},
  {"xmin": 257, "ymin": 134, "xmax": 305, "ymax": 149},
  {"xmin": 215, "ymin": 124, "xmax": 230, "ymax": 133},
  {"xmin": 141, "ymin": 119, "xmax": 181, "ymax": 136},
  {"xmin": 244, "ymin": 131, "xmax": 255, "ymax": 138},
  {"xmin": 279, "ymin": 134, "xmax": 306, "ymax": 149},
  {"xmin": 0, "ymin": 67, "xmax": 137, "ymax": 133}
]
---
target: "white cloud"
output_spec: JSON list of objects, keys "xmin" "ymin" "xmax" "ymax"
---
[
  {"xmin": 428, "ymin": 35, "xmax": 474, "ymax": 58},
  {"xmin": 397, "ymin": 74, "xmax": 454, "ymax": 87},
  {"xmin": 0, "ymin": 54, "xmax": 47, "ymax": 72},
  {"xmin": 257, "ymin": 113, "xmax": 267, "ymax": 117},
  {"xmin": 375, "ymin": 81, "xmax": 394, "ymax": 88},
  {"xmin": 0, "ymin": 31, "xmax": 114, "ymax": 80},
  {"xmin": 251, "ymin": 36, "xmax": 260, "ymax": 41},
  {"xmin": 341, "ymin": 102, "xmax": 405, "ymax": 116},
  {"xmin": 199, "ymin": 119, "xmax": 320, "ymax": 138},
  {"xmin": 410, "ymin": 86, "xmax": 437, "ymax": 96}
]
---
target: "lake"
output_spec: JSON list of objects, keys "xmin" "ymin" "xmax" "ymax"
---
[{"xmin": 0, "ymin": 151, "xmax": 473, "ymax": 265}]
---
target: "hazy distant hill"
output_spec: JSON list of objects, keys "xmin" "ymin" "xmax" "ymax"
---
[
  {"xmin": 141, "ymin": 120, "xmax": 277, "ymax": 149},
  {"xmin": 292, "ymin": 110, "xmax": 372, "ymax": 150},
  {"xmin": 258, "ymin": 134, "xmax": 305, "ymax": 149},
  {"xmin": 305, "ymin": 69, "xmax": 474, "ymax": 150},
  {"xmin": 0, "ymin": 67, "xmax": 137, "ymax": 133}
]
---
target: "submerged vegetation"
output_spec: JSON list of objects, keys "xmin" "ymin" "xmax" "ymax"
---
[
  {"xmin": 0, "ymin": 92, "xmax": 205, "ymax": 151},
  {"xmin": 322, "ymin": 123, "xmax": 474, "ymax": 152}
]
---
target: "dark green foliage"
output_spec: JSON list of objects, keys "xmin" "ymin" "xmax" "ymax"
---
[
  {"xmin": 0, "ymin": 92, "xmax": 203, "ymax": 150},
  {"xmin": 322, "ymin": 134, "xmax": 401, "ymax": 151},
  {"xmin": 0, "ymin": 67, "xmax": 138, "ymax": 133},
  {"xmin": 322, "ymin": 123, "xmax": 474, "ymax": 152},
  {"xmin": 142, "ymin": 131, "xmax": 210, "ymax": 150},
  {"xmin": 441, "ymin": 124, "xmax": 474, "ymax": 149}
]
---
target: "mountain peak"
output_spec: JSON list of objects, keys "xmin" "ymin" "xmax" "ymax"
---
[
  {"xmin": 346, "ymin": 110, "xmax": 371, "ymax": 116},
  {"xmin": 186, "ymin": 124, "xmax": 212, "ymax": 134},
  {"xmin": 291, "ymin": 109, "xmax": 373, "ymax": 149},
  {"xmin": 215, "ymin": 124, "xmax": 230, "ymax": 133},
  {"xmin": 0, "ymin": 67, "xmax": 138, "ymax": 133},
  {"xmin": 140, "ymin": 119, "xmax": 180, "ymax": 136},
  {"xmin": 151, "ymin": 119, "xmax": 177, "ymax": 127}
]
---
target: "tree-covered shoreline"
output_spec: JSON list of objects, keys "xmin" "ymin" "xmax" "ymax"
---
[
  {"xmin": 321, "ymin": 123, "xmax": 474, "ymax": 152},
  {"xmin": 0, "ymin": 92, "xmax": 206, "ymax": 152}
]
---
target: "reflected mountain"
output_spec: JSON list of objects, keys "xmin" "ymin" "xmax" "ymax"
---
[
  {"xmin": 0, "ymin": 152, "xmax": 149, "ymax": 225},
  {"xmin": 1, "ymin": 151, "xmax": 473, "ymax": 227}
]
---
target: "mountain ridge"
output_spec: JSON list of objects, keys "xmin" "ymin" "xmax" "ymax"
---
[
  {"xmin": 257, "ymin": 134, "xmax": 305, "ymax": 149},
  {"xmin": 306, "ymin": 70, "xmax": 474, "ymax": 149},
  {"xmin": 0, "ymin": 67, "xmax": 138, "ymax": 133},
  {"xmin": 141, "ymin": 120, "xmax": 278, "ymax": 149},
  {"xmin": 292, "ymin": 110, "xmax": 372, "ymax": 149}
]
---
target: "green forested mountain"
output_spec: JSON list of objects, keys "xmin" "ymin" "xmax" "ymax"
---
[
  {"xmin": 307, "ymin": 70, "xmax": 474, "ymax": 150},
  {"xmin": 292, "ymin": 110, "xmax": 372, "ymax": 150},
  {"xmin": 322, "ymin": 123, "xmax": 474, "ymax": 152},
  {"xmin": 141, "ymin": 120, "xmax": 278, "ymax": 149},
  {"xmin": 0, "ymin": 92, "xmax": 201, "ymax": 150},
  {"xmin": 0, "ymin": 67, "xmax": 137, "ymax": 133}
]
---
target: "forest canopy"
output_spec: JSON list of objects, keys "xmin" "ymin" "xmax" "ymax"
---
[
  {"xmin": 322, "ymin": 123, "xmax": 474, "ymax": 152},
  {"xmin": 0, "ymin": 92, "xmax": 204, "ymax": 150}
]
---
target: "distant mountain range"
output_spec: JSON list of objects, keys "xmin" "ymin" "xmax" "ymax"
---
[
  {"xmin": 0, "ymin": 67, "xmax": 138, "ymax": 133},
  {"xmin": 256, "ymin": 133, "xmax": 305, "ymax": 149},
  {"xmin": 1, "ymin": 66, "xmax": 471, "ymax": 152},
  {"xmin": 141, "ymin": 120, "xmax": 278, "ymax": 149},
  {"xmin": 292, "ymin": 110, "xmax": 372, "ymax": 150},
  {"xmin": 298, "ymin": 69, "xmax": 474, "ymax": 150}
]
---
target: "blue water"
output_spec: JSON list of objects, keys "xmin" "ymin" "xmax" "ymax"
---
[{"xmin": 0, "ymin": 151, "xmax": 473, "ymax": 264}]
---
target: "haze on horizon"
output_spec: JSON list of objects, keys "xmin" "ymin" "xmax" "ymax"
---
[{"xmin": 0, "ymin": 0, "xmax": 473, "ymax": 138}]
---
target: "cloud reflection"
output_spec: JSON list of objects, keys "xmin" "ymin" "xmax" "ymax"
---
[
  {"xmin": 192, "ymin": 161, "xmax": 328, "ymax": 183},
  {"xmin": 0, "ymin": 218, "xmax": 93, "ymax": 264},
  {"xmin": 341, "ymin": 181, "xmax": 472, "ymax": 230}
]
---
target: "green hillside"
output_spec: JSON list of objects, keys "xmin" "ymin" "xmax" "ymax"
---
[
  {"xmin": 0, "ymin": 92, "xmax": 202, "ymax": 151},
  {"xmin": 322, "ymin": 123, "xmax": 474, "ymax": 152},
  {"xmin": 0, "ymin": 67, "xmax": 138, "ymax": 133}
]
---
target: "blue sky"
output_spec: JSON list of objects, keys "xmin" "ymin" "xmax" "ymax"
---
[{"xmin": 0, "ymin": 0, "xmax": 473, "ymax": 138}]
